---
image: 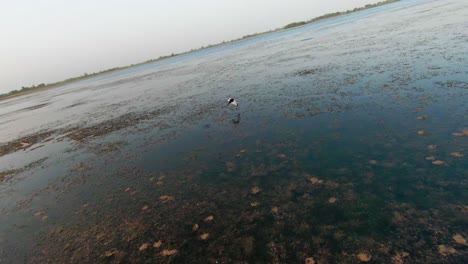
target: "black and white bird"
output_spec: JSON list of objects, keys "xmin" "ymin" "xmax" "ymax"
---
[{"xmin": 227, "ymin": 98, "xmax": 238, "ymax": 107}]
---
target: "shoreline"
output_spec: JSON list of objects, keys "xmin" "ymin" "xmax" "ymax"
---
[{"xmin": 0, "ymin": 0, "xmax": 400, "ymax": 101}]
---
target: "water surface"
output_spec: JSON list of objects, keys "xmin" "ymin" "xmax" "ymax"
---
[{"xmin": 0, "ymin": 0, "xmax": 467, "ymax": 263}]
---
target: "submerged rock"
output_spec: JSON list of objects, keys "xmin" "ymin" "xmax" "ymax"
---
[
  {"xmin": 250, "ymin": 202, "xmax": 259, "ymax": 207},
  {"xmin": 392, "ymin": 252, "xmax": 409, "ymax": 264},
  {"xmin": 251, "ymin": 187, "xmax": 261, "ymax": 195},
  {"xmin": 161, "ymin": 249, "xmax": 178, "ymax": 256},
  {"xmin": 34, "ymin": 211, "xmax": 45, "ymax": 217},
  {"xmin": 438, "ymin": 245, "xmax": 456, "ymax": 256},
  {"xmin": 452, "ymin": 234, "xmax": 467, "ymax": 246},
  {"xmin": 271, "ymin": 207, "xmax": 279, "ymax": 214},
  {"xmin": 159, "ymin": 195, "xmax": 175, "ymax": 202},
  {"xmin": 450, "ymin": 152, "xmax": 464, "ymax": 158},
  {"xmin": 204, "ymin": 215, "xmax": 214, "ymax": 222},
  {"xmin": 427, "ymin": 145, "xmax": 438, "ymax": 151},
  {"xmin": 139, "ymin": 243, "xmax": 150, "ymax": 251},
  {"xmin": 309, "ymin": 177, "xmax": 322, "ymax": 184},
  {"xmin": 153, "ymin": 240, "xmax": 162, "ymax": 248},
  {"xmin": 200, "ymin": 233, "xmax": 209, "ymax": 240},
  {"xmin": 104, "ymin": 248, "xmax": 120, "ymax": 257},
  {"xmin": 357, "ymin": 253, "xmax": 372, "ymax": 262}
]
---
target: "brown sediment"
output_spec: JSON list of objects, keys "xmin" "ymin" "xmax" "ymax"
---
[
  {"xmin": 200, "ymin": 233, "xmax": 209, "ymax": 240},
  {"xmin": 450, "ymin": 152, "xmax": 464, "ymax": 158},
  {"xmin": 438, "ymin": 245, "xmax": 456, "ymax": 256},
  {"xmin": 104, "ymin": 248, "xmax": 120, "ymax": 257},
  {"xmin": 64, "ymin": 108, "xmax": 172, "ymax": 142},
  {"xmin": 0, "ymin": 169, "xmax": 20, "ymax": 182},
  {"xmin": 70, "ymin": 162, "xmax": 92, "ymax": 172},
  {"xmin": 153, "ymin": 240, "xmax": 162, "ymax": 248},
  {"xmin": 1, "ymin": 105, "xmax": 174, "ymax": 158},
  {"xmin": 452, "ymin": 234, "xmax": 467, "ymax": 246},
  {"xmin": 139, "ymin": 243, "xmax": 150, "ymax": 251},
  {"xmin": 250, "ymin": 187, "xmax": 261, "ymax": 194},
  {"xmin": 417, "ymin": 130, "xmax": 426, "ymax": 135},
  {"xmin": 309, "ymin": 177, "xmax": 322, "ymax": 184},
  {"xmin": 0, "ymin": 157, "xmax": 48, "ymax": 183},
  {"xmin": 159, "ymin": 195, "xmax": 175, "ymax": 203},
  {"xmin": 357, "ymin": 253, "xmax": 372, "ymax": 262},
  {"xmin": 271, "ymin": 207, "xmax": 279, "ymax": 214},
  {"xmin": 250, "ymin": 202, "xmax": 259, "ymax": 207},
  {"xmin": 161, "ymin": 249, "xmax": 177, "ymax": 256},
  {"xmin": 89, "ymin": 141, "xmax": 127, "ymax": 155},
  {"xmin": 392, "ymin": 252, "xmax": 409, "ymax": 264},
  {"xmin": 427, "ymin": 145, "xmax": 438, "ymax": 151},
  {"xmin": 0, "ymin": 130, "xmax": 55, "ymax": 157}
]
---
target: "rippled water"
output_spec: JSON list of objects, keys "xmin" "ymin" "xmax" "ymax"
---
[{"xmin": 0, "ymin": 0, "xmax": 467, "ymax": 263}]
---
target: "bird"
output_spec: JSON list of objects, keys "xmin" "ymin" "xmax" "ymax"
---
[{"xmin": 227, "ymin": 98, "xmax": 238, "ymax": 107}]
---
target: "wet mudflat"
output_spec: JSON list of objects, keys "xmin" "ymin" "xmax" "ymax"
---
[{"xmin": 0, "ymin": 0, "xmax": 467, "ymax": 263}]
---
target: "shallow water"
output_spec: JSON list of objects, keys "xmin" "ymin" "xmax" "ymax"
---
[{"xmin": 0, "ymin": 0, "xmax": 467, "ymax": 263}]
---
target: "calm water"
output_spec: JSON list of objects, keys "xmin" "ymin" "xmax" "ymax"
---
[{"xmin": 0, "ymin": 0, "xmax": 467, "ymax": 263}]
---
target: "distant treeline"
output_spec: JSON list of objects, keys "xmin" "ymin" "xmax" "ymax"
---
[
  {"xmin": 0, "ymin": 0, "xmax": 399, "ymax": 100},
  {"xmin": 283, "ymin": 0, "xmax": 400, "ymax": 29},
  {"xmin": 1, "ymin": 67, "xmax": 127, "ymax": 100}
]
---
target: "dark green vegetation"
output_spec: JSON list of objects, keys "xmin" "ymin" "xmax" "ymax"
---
[
  {"xmin": 310, "ymin": 0, "xmax": 400, "ymax": 23},
  {"xmin": 283, "ymin": 0, "xmax": 400, "ymax": 29},
  {"xmin": 284, "ymin": 21, "xmax": 307, "ymax": 29},
  {"xmin": 0, "ymin": 67, "xmax": 126, "ymax": 100},
  {"xmin": 0, "ymin": 0, "xmax": 400, "ymax": 100}
]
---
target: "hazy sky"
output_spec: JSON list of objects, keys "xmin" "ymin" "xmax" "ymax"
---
[{"xmin": 0, "ymin": 0, "xmax": 379, "ymax": 93}]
